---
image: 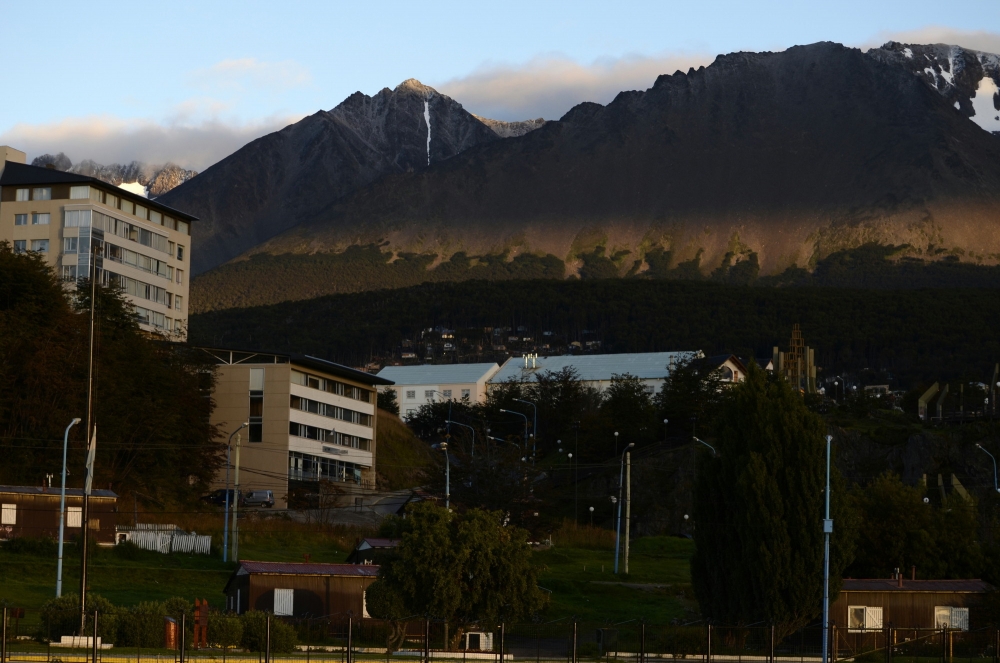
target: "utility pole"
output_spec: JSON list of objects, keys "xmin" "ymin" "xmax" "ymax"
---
[
  {"xmin": 56, "ymin": 418, "xmax": 81, "ymax": 597},
  {"xmin": 224, "ymin": 424, "xmax": 248, "ymax": 563},
  {"xmin": 573, "ymin": 421, "xmax": 580, "ymax": 525},
  {"xmin": 80, "ymin": 251, "xmax": 99, "ymax": 636},
  {"xmin": 822, "ymin": 434, "xmax": 833, "ymax": 663},
  {"xmin": 613, "ymin": 443, "xmax": 634, "ymax": 574},
  {"xmin": 624, "ymin": 449, "xmax": 632, "ymax": 574},
  {"xmin": 232, "ymin": 433, "xmax": 242, "ymax": 562}
]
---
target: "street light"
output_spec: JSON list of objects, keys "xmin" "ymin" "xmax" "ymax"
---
[
  {"xmin": 446, "ymin": 420, "xmax": 476, "ymax": 457},
  {"xmin": 822, "ymin": 435, "xmax": 834, "ymax": 663},
  {"xmin": 613, "ymin": 442, "xmax": 635, "ymax": 574},
  {"xmin": 224, "ymin": 422, "xmax": 249, "ymax": 563},
  {"xmin": 589, "ymin": 506, "xmax": 595, "ymax": 527},
  {"xmin": 56, "ymin": 417, "xmax": 82, "ymax": 597},
  {"xmin": 693, "ymin": 436, "xmax": 717, "ymax": 456},
  {"xmin": 432, "ymin": 442, "xmax": 451, "ymax": 509},
  {"xmin": 500, "ymin": 409, "xmax": 529, "ymax": 453},
  {"xmin": 614, "ymin": 431, "xmax": 619, "ymax": 456},
  {"xmin": 663, "ymin": 419, "xmax": 668, "ymax": 443},
  {"xmin": 976, "ymin": 444, "xmax": 1000, "ymax": 493},
  {"xmin": 513, "ymin": 399, "xmax": 537, "ymax": 461}
]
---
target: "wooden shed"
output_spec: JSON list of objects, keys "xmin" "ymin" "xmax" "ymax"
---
[
  {"xmin": 223, "ymin": 561, "xmax": 379, "ymax": 617},
  {"xmin": 0, "ymin": 485, "xmax": 118, "ymax": 545},
  {"xmin": 832, "ymin": 578, "xmax": 990, "ymax": 631}
]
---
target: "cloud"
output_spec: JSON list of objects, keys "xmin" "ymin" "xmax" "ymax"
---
[
  {"xmin": 188, "ymin": 58, "xmax": 313, "ymax": 93},
  {"xmin": 435, "ymin": 52, "xmax": 713, "ymax": 122},
  {"xmin": 864, "ymin": 27, "xmax": 1000, "ymax": 54},
  {"xmin": 0, "ymin": 113, "xmax": 303, "ymax": 171}
]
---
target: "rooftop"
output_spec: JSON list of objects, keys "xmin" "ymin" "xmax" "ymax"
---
[
  {"xmin": 376, "ymin": 363, "xmax": 499, "ymax": 385},
  {"xmin": 0, "ymin": 485, "xmax": 117, "ymax": 499},
  {"xmin": 236, "ymin": 561, "xmax": 380, "ymax": 576},
  {"xmin": 491, "ymin": 351, "xmax": 701, "ymax": 384},
  {"xmin": 357, "ymin": 537, "xmax": 400, "ymax": 550},
  {"xmin": 0, "ymin": 161, "xmax": 198, "ymax": 222},
  {"xmin": 195, "ymin": 347, "xmax": 394, "ymax": 386},
  {"xmin": 841, "ymin": 579, "xmax": 990, "ymax": 592}
]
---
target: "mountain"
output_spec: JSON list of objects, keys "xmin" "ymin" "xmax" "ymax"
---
[
  {"xmin": 157, "ymin": 79, "xmax": 545, "ymax": 274},
  {"xmin": 29, "ymin": 154, "xmax": 197, "ymax": 197}
]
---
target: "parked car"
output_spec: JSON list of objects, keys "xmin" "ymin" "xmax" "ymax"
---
[
  {"xmin": 200, "ymin": 489, "xmax": 239, "ymax": 506},
  {"xmin": 241, "ymin": 490, "xmax": 275, "ymax": 508}
]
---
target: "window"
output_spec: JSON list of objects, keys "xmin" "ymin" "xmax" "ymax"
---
[
  {"xmin": 14, "ymin": 214, "xmax": 27, "ymax": 226},
  {"xmin": 32, "ymin": 212, "xmax": 50, "ymax": 225},
  {"xmin": 406, "ymin": 390, "xmax": 416, "ymax": 399},
  {"xmin": 249, "ymin": 368, "xmax": 264, "ymax": 442},
  {"xmin": 63, "ymin": 237, "xmax": 78, "ymax": 254},
  {"xmin": 69, "ymin": 186, "xmax": 90, "ymax": 199},
  {"xmin": 65, "ymin": 210, "xmax": 92, "ymax": 227},
  {"xmin": 274, "ymin": 588, "xmax": 294, "ymax": 616},
  {"xmin": 135, "ymin": 204, "xmax": 147, "ymax": 219},
  {"xmin": 67, "ymin": 506, "xmax": 82, "ymax": 528},
  {"xmin": 33, "ymin": 187, "xmax": 51, "ymax": 201},
  {"xmin": 424, "ymin": 390, "xmax": 435, "ymax": 399},
  {"xmin": 15, "ymin": 188, "xmax": 28, "ymax": 201},
  {"xmin": 848, "ymin": 606, "xmax": 883, "ymax": 632},
  {"xmin": 176, "ymin": 269, "xmax": 184, "ymax": 284},
  {"xmin": 174, "ymin": 295, "xmax": 183, "ymax": 310},
  {"xmin": 30, "ymin": 239, "xmax": 49, "ymax": 253},
  {"xmin": 0, "ymin": 503, "xmax": 15, "ymax": 525},
  {"xmin": 177, "ymin": 220, "xmax": 189, "ymax": 235},
  {"xmin": 62, "ymin": 265, "xmax": 78, "ymax": 282},
  {"xmin": 121, "ymin": 199, "xmax": 134, "ymax": 215},
  {"xmin": 164, "ymin": 216, "xmax": 176, "ymax": 230},
  {"xmin": 935, "ymin": 606, "xmax": 969, "ymax": 631},
  {"xmin": 177, "ymin": 245, "xmax": 185, "ymax": 261},
  {"xmin": 149, "ymin": 210, "xmax": 162, "ymax": 225},
  {"xmin": 90, "ymin": 187, "xmax": 103, "ymax": 203},
  {"xmin": 461, "ymin": 389, "xmax": 471, "ymax": 399},
  {"xmin": 442, "ymin": 389, "xmax": 452, "ymax": 398},
  {"xmin": 13, "ymin": 240, "xmax": 25, "ymax": 253}
]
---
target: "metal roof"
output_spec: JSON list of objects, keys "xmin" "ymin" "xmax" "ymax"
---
[
  {"xmin": 194, "ymin": 346, "xmax": 394, "ymax": 386},
  {"xmin": 358, "ymin": 538, "xmax": 400, "ymax": 549},
  {"xmin": 491, "ymin": 352, "xmax": 701, "ymax": 384},
  {"xmin": 841, "ymin": 579, "xmax": 990, "ymax": 592},
  {"xmin": 0, "ymin": 485, "xmax": 117, "ymax": 498},
  {"xmin": 376, "ymin": 363, "xmax": 499, "ymax": 385},
  {"xmin": 0, "ymin": 161, "xmax": 198, "ymax": 221},
  {"xmin": 237, "ymin": 561, "xmax": 379, "ymax": 576}
]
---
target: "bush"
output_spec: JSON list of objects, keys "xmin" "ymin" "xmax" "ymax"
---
[
  {"xmin": 115, "ymin": 602, "xmax": 167, "ymax": 648},
  {"xmin": 208, "ymin": 613, "xmax": 243, "ymax": 649},
  {"xmin": 240, "ymin": 611, "xmax": 298, "ymax": 653},
  {"xmin": 112, "ymin": 541, "xmax": 144, "ymax": 561},
  {"xmin": 2, "ymin": 537, "xmax": 58, "ymax": 555}
]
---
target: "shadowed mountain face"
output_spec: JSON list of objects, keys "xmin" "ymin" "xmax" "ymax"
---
[
  {"xmin": 250, "ymin": 42, "xmax": 1000, "ymax": 277},
  {"xmin": 158, "ymin": 79, "xmax": 503, "ymax": 274}
]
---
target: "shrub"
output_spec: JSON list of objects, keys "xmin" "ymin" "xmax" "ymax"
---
[
  {"xmin": 112, "ymin": 541, "xmax": 144, "ymax": 561},
  {"xmin": 208, "ymin": 613, "xmax": 243, "ymax": 649},
  {"xmin": 3, "ymin": 537, "xmax": 58, "ymax": 555},
  {"xmin": 115, "ymin": 602, "xmax": 167, "ymax": 648},
  {"xmin": 240, "ymin": 611, "xmax": 298, "ymax": 653}
]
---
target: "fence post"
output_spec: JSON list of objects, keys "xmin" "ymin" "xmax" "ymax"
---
[
  {"xmin": 2, "ymin": 606, "xmax": 7, "ymax": 663},
  {"xmin": 572, "ymin": 622, "xmax": 578, "ymax": 663},
  {"xmin": 500, "ymin": 623, "xmax": 506, "ymax": 663},
  {"xmin": 941, "ymin": 628, "xmax": 947, "ymax": 663},
  {"xmin": 347, "ymin": 614, "xmax": 353, "ymax": 663},
  {"xmin": 769, "ymin": 625, "xmax": 775, "ymax": 663},
  {"xmin": 640, "ymin": 621, "xmax": 646, "ymax": 663},
  {"xmin": 707, "ymin": 624, "xmax": 712, "ymax": 663},
  {"xmin": 831, "ymin": 624, "xmax": 836, "ymax": 663},
  {"xmin": 179, "ymin": 613, "xmax": 186, "ymax": 663},
  {"xmin": 265, "ymin": 614, "xmax": 271, "ymax": 663},
  {"xmin": 425, "ymin": 619, "xmax": 430, "ymax": 663},
  {"xmin": 93, "ymin": 610, "xmax": 99, "ymax": 663}
]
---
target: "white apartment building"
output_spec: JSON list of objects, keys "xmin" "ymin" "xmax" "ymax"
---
[
  {"xmin": 0, "ymin": 152, "xmax": 195, "ymax": 337},
  {"xmin": 490, "ymin": 351, "xmax": 704, "ymax": 394},
  {"xmin": 376, "ymin": 363, "xmax": 500, "ymax": 418}
]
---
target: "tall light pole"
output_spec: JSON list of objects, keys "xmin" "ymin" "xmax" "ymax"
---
[
  {"xmin": 693, "ymin": 436, "xmax": 717, "ymax": 456},
  {"xmin": 514, "ymin": 399, "xmax": 537, "ymax": 462},
  {"xmin": 433, "ymin": 442, "xmax": 450, "ymax": 509},
  {"xmin": 224, "ymin": 423, "xmax": 248, "ymax": 563},
  {"xmin": 56, "ymin": 418, "xmax": 82, "ymax": 597},
  {"xmin": 822, "ymin": 434, "xmax": 834, "ymax": 663},
  {"xmin": 613, "ymin": 443, "xmax": 635, "ymax": 574},
  {"xmin": 573, "ymin": 421, "xmax": 580, "ymax": 525},
  {"xmin": 624, "ymin": 445, "xmax": 633, "ymax": 574},
  {"xmin": 663, "ymin": 419, "xmax": 668, "ymax": 443},
  {"xmin": 446, "ymin": 420, "xmax": 476, "ymax": 457},
  {"xmin": 232, "ymin": 433, "xmax": 242, "ymax": 563},
  {"xmin": 614, "ymin": 431, "xmax": 619, "ymax": 456},
  {"xmin": 976, "ymin": 444, "xmax": 1000, "ymax": 492},
  {"xmin": 500, "ymin": 409, "xmax": 529, "ymax": 453}
]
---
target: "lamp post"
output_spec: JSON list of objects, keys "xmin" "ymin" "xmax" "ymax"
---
[
  {"xmin": 663, "ymin": 419, "xmax": 668, "ymax": 443},
  {"xmin": 613, "ymin": 443, "xmax": 635, "ymax": 574},
  {"xmin": 976, "ymin": 444, "xmax": 1000, "ymax": 492},
  {"xmin": 514, "ymin": 399, "xmax": 537, "ymax": 462},
  {"xmin": 822, "ymin": 435, "xmax": 834, "ymax": 663},
  {"xmin": 232, "ymin": 433, "xmax": 242, "ymax": 563},
  {"xmin": 572, "ymin": 421, "xmax": 581, "ymax": 524},
  {"xmin": 56, "ymin": 417, "xmax": 82, "ymax": 597},
  {"xmin": 224, "ymin": 423, "xmax": 248, "ymax": 563},
  {"xmin": 589, "ymin": 506, "xmax": 594, "ymax": 527},
  {"xmin": 433, "ymin": 442, "xmax": 450, "ymax": 509},
  {"xmin": 693, "ymin": 436, "xmax": 717, "ymax": 456},
  {"xmin": 445, "ymin": 420, "xmax": 476, "ymax": 457},
  {"xmin": 500, "ymin": 409, "xmax": 529, "ymax": 453},
  {"xmin": 614, "ymin": 431, "xmax": 619, "ymax": 456}
]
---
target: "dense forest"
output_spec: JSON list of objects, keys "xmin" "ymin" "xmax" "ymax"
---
[
  {"xmin": 189, "ymin": 277, "xmax": 1000, "ymax": 387},
  {"xmin": 191, "ymin": 243, "xmax": 1000, "ymax": 313}
]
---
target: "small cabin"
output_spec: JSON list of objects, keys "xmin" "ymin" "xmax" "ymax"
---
[
  {"xmin": 832, "ymin": 578, "xmax": 989, "ymax": 631},
  {"xmin": 0, "ymin": 485, "xmax": 118, "ymax": 545},
  {"xmin": 224, "ymin": 560, "xmax": 378, "ymax": 617}
]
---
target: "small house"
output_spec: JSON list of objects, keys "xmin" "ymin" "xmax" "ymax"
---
[
  {"xmin": 224, "ymin": 560, "xmax": 378, "ymax": 617},
  {"xmin": 0, "ymin": 485, "xmax": 117, "ymax": 545},
  {"xmin": 346, "ymin": 537, "xmax": 399, "ymax": 565},
  {"xmin": 832, "ymin": 577, "xmax": 989, "ymax": 632}
]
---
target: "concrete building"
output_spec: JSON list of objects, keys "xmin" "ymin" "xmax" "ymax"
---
[
  {"xmin": 0, "ymin": 154, "xmax": 195, "ymax": 337},
  {"xmin": 490, "ymin": 352, "xmax": 702, "ymax": 394},
  {"xmin": 200, "ymin": 348, "xmax": 394, "ymax": 509},
  {"xmin": 376, "ymin": 363, "xmax": 500, "ymax": 418}
]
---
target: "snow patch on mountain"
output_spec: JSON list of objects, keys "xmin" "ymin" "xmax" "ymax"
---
[
  {"xmin": 970, "ymin": 75, "xmax": 1000, "ymax": 133},
  {"xmin": 29, "ymin": 153, "xmax": 197, "ymax": 196},
  {"xmin": 424, "ymin": 100, "xmax": 431, "ymax": 166}
]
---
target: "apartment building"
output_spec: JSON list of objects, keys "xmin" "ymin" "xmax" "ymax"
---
[
  {"xmin": 0, "ymin": 153, "xmax": 194, "ymax": 337},
  {"xmin": 375, "ymin": 363, "xmax": 500, "ymax": 418},
  {"xmin": 200, "ymin": 348, "xmax": 394, "ymax": 509}
]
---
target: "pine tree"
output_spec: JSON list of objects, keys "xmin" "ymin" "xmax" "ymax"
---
[{"xmin": 690, "ymin": 364, "xmax": 856, "ymax": 639}]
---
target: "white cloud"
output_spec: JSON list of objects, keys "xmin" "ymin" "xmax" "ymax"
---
[
  {"xmin": 0, "ymin": 113, "xmax": 303, "ymax": 171},
  {"xmin": 864, "ymin": 27, "xmax": 1000, "ymax": 55},
  {"xmin": 188, "ymin": 58, "xmax": 313, "ymax": 93},
  {"xmin": 435, "ymin": 52, "xmax": 713, "ymax": 121}
]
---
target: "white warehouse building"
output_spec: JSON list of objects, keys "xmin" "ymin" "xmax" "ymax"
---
[{"xmin": 376, "ymin": 363, "xmax": 501, "ymax": 418}]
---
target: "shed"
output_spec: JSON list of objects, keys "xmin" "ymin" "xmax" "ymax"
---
[
  {"xmin": 832, "ymin": 578, "xmax": 990, "ymax": 631},
  {"xmin": 0, "ymin": 485, "xmax": 118, "ymax": 545},
  {"xmin": 223, "ymin": 560, "xmax": 379, "ymax": 617}
]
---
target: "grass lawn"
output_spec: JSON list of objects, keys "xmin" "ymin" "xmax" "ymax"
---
[{"xmin": 533, "ymin": 536, "xmax": 697, "ymax": 623}]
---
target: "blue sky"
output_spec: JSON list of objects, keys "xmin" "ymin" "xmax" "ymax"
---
[{"xmin": 1, "ymin": 0, "xmax": 997, "ymax": 169}]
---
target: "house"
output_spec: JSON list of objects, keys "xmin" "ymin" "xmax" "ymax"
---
[
  {"xmin": 0, "ymin": 152, "xmax": 195, "ymax": 337},
  {"xmin": 375, "ymin": 363, "xmax": 501, "ymax": 419},
  {"xmin": 346, "ymin": 537, "xmax": 400, "ymax": 565},
  {"xmin": 831, "ymin": 577, "xmax": 989, "ymax": 633},
  {"xmin": 223, "ymin": 560, "xmax": 378, "ymax": 617},
  {"xmin": 199, "ymin": 347, "xmax": 394, "ymax": 509},
  {"xmin": 693, "ymin": 354, "xmax": 748, "ymax": 384},
  {"xmin": 489, "ymin": 351, "xmax": 702, "ymax": 394},
  {"xmin": 0, "ymin": 485, "xmax": 118, "ymax": 545}
]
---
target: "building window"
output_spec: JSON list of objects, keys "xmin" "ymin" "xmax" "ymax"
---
[
  {"xmin": 15, "ymin": 188, "xmax": 28, "ymax": 201},
  {"xmin": 177, "ymin": 245, "xmax": 185, "ymax": 261},
  {"xmin": 33, "ymin": 187, "xmax": 52, "ymax": 201},
  {"xmin": 461, "ymin": 389, "xmax": 471, "ymax": 399},
  {"xmin": 13, "ymin": 240, "xmax": 26, "ymax": 253},
  {"xmin": 0, "ymin": 503, "xmax": 15, "ymax": 525},
  {"xmin": 121, "ymin": 199, "xmax": 134, "ymax": 215},
  {"xmin": 424, "ymin": 390, "xmax": 435, "ymax": 399},
  {"xmin": 406, "ymin": 390, "xmax": 416, "ymax": 399},
  {"xmin": 249, "ymin": 368, "xmax": 264, "ymax": 442},
  {"xmin": 135, "ymin": 204, "xmax": 147, "ymax": 220},
  {"xmin": 62, "ymin": 265, "xmax": 78, "ymax": 282},
  {"xmin": 65, "ymin": 210, "xmax": 92, "ymax": 227},
  {"xmin": 32, "ymin": 213, "xmax": 50, "ymax": 225},
  {"xmin": 442, "ymin": 390, "xmax": 452, "ymax": 398},
  {"xmin": 847, "ymin": 606, "xmax": 883, "ymax": 632},
  {"xmin": 935, "ymin": 606, "xmax": 969, "ymax": 631},
  {"xmin": 14, "ymin": 214, "xmax": 27, "ymax": 226},
  {"xmin": 176, "ymin": 269, "xmax": 184, "ymax": 284},
  {"xmin": 63, "ymin": 237, "xmax": 78, "ymax": 254},
  {"xmin": 67, "ymin": 506, "xmax": 82, "ymax": 528},
  {"xmin": 175, "ymin": 295, "xmax": 183, "ymax": 310},
  {"xmin": 69, "ymin": 186, "xmax": 90, "ymax": 199},
  {"xmin": 30, "ymin": 239, "xmax": 49, "ymax": 253}
]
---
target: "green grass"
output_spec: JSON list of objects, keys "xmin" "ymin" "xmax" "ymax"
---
[{"xmin": 533, "ymin": 536, "xmax": 697, "ymax": 622}]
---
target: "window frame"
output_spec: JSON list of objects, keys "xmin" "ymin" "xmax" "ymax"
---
[{"xmin": 0, "ymin": 503, "xmax": 15, "ymax": 525}]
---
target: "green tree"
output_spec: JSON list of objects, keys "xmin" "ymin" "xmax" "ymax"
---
[
  {"xmin": 377, "ymin": 388, "xmax": 399, "ymax": 415},
  {"xmin": 691, "ymin": 365, "xmax": 856, "ymax": 639},
  {"xmin": 656, "ymin": 358, "xmax": 725, "ymax": 439},
  {"xmin": 599, "ymin": 373, "xmax": 657, "ymax": 448}
]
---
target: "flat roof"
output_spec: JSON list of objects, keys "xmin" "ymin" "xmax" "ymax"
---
[
  {"xmin": 0, "ymin": 161, "xmax": 198, "ymax": 222},
  {"xmin": 376, "ymin": 363, "xmax": 499, "ymax": 385},
  {"xmin": 237, "ymin": 561, "xmax": 379, "ymax": 576},
  {"xmin": 491, "ymin": 351, "xmax": 701, "ymax": 384},
  {"xmin": 195, "ymin": 346, "xmax": 394, "ymax": 386},
  {"xmin": 0, "ymin": 485, "xmax": 117, "ymax": 498},
  {"xmin": 841, "ymin": 579, "xmax": 990, "ymax": 592}
]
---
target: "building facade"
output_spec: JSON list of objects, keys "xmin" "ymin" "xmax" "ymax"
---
[
  {"xmin": 0, "ymin": 156, "xmax": 195, "ymax": 337},
  {"xmin": 490, "ymin": 351, "xmax": 702, "ymax": 394},
  {"xmin": 375, "ymin": 363, "xmax": 500, "ymax": 418},
  {"xmin": 831, "ymin": 578, "xmax": 988, "ymax": 632},
  {"xmin": 0, "ymin": 485, "xmax": 118, "ymax": 545},
  {"xmin": 223, "ymin": 560, "xmax": 378, "ymax": 617},
  {"xmin": 201, "ymin": 348, "xmax": 394, "ymax": 509}
]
